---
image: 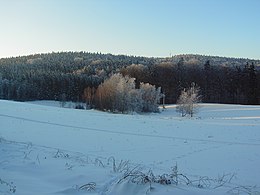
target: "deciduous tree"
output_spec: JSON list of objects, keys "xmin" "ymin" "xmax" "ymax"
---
[{"xmin": 176, "ymin": 83, "xmax": 201, "ymax": 117}]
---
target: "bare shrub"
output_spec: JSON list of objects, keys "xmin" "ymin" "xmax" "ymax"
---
[
  {"xmin": 107, "ymin": 156, "xmax": 130, "ymax": 173},
  {"xmin": 0, "ymin": 178, "xmax": 16, "ymax": 193},
  {"xmin": 176, "ymin": 82, "xmax": 201, "ymax": 117},
  {"xmin": 77, "ymin": 182, "xmax": 96, "ymax": 191}
]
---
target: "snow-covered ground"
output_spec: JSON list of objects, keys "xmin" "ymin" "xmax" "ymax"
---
[{"xmin": 0, "ymin": 100, "xmax": 260, "ymax": 195}]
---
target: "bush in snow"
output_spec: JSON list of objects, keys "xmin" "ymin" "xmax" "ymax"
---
[{"xmin": 176, "ymin": 82, "xmax": 201, "ymax": 117}]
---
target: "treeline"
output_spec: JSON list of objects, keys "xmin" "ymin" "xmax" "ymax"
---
[
  {"xmin": 121, "ymin": 60, "xmax": 259, "ymax": 105},
  {"xmin": 0, "ymin": 52, "xmax": 259, "ymax": 105}
]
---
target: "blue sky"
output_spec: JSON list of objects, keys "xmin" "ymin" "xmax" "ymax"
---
[{"xmin": 0, "ymin": 0, "xmax": 259, "ymax": 59}]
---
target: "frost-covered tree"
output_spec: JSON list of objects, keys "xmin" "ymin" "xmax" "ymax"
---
[
  {"xmin": 176, "ymin": 89, "xmax": 188, "ymax": 117},
  {"xmin": 140, "ymin": 82, "xmax": 162, "ymax": 112},
  {"xmin": 129, "ymin": 88, "xmax": 143, "ymax": 112},
  {"xmin": 114, "ymin": 74, "xmax": 136, "ymax": 112},
  {"xmin": 176, "ymin": 83, "xmax": 201, "ymax": 117},
  {"xmin": 95, "ymin": 73, "xmax": 136, "ymax": 112},
  {"xmin": 95, "ymin": 74, "xmax": 119, "ymax": 111}
]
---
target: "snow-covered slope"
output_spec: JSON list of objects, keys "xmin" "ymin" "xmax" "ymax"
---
[{"xmin": 0, "ymin": 100, "xmax": 260, "ymax": 195}]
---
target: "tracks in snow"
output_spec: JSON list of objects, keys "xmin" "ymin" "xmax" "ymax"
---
[{"xmin": 1, "ymin": 113, "xmax": 260, "ymax": 147}]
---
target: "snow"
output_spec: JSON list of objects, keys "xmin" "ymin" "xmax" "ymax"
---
[{"xmin": 0, "ymin": 100, "xmax": 260, "ymax": 194}]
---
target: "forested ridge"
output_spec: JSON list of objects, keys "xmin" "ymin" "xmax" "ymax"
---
[{"xmin": 0, "ymin": 51, "xmax": 259, "ymax": 105}]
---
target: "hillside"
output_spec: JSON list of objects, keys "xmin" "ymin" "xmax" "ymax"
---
[
  {"xmin": 169, "ymin": 54, "xmax": 260, "ymax": 69},
  {"xmin": 0, "ymin": 100, "xmax": 260, "ymax": 194},
  {"xmin": 0, "ymin": 52, "xmax": 259, "ymax": 105},
  {"xmin": 1, "ymin": 52, "xmax": 260, "ymax": 67}
]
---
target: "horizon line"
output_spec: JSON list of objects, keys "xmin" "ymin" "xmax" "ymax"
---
[{"xmin": 1, "ymin": 50, "xmax": 259, "ymax": 61}]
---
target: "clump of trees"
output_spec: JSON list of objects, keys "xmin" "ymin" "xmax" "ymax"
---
[
  {"xmin": 93, "ymin": 73, "xmax": 162, "ymax": 113},
  {"xmin": 176, "ymin": 83, "xmax": 201, "ymax": 117}
]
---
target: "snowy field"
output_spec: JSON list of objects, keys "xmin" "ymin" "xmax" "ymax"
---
[{"xmin": 0, "ymin": 100, "xmax": 260, "ymax": 195}]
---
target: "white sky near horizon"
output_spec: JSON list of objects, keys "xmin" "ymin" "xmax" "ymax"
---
[{"xmin": 0, "ymin": 0, "xmax": 259, "ymax": 59}]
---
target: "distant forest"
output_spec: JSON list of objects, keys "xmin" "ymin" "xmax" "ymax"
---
[{"xmin": 0, "ymin": 52, "xmax": 259, "ymax": 105}]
